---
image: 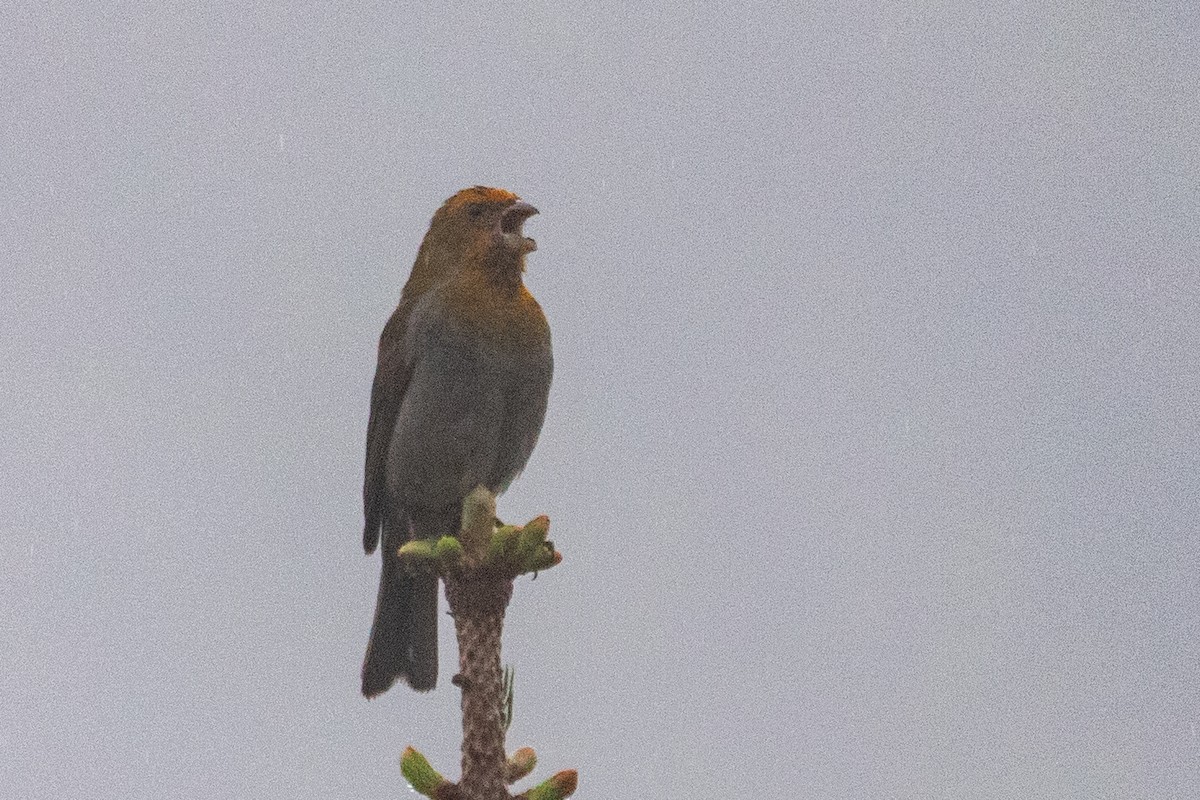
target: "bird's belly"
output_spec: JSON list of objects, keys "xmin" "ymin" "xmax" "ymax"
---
[{"xmin": 384, "ymin": 345, "xmax": 525, "ymax": 512}]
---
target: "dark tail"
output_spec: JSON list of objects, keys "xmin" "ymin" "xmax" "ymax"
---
[{"xmin": 361, "ymin": 546, "xmax": 438, "ymax": 697}]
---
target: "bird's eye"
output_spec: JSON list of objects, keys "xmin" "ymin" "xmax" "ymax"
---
[{"xmin": 467, "ymin": 204, "xmax": 485, "ymax": 219}]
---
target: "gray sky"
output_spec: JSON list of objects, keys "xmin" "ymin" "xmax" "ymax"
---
[{"xmin": 3, "ymin": 3, "xmax": 1198, "ymax": 798}]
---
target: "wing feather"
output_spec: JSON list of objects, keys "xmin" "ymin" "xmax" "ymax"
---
[{"xmin": 362, "ymin": 302, "xmax": 415, "ymax": 553}]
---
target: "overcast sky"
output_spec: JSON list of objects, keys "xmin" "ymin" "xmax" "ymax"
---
[{"xmin": 3, "ymin": 3, "xmax": 1198, "ymax": 798}]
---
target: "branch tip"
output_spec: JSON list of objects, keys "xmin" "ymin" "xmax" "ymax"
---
[
  {"xmin": 521, "ymin": 769, "xmax": 578, "ymax": 800},
  {"xmin": 399, "ymin": 746, "xmax": 450, "ymax": 797},
  {"xmin": 505, "ymin": 747, "xmax": 537, "ymax": 783}
]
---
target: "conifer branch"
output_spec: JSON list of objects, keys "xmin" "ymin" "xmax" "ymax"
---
[{"xmin": 398, "ymin": 489, "xmax": 575, "ymax": 800}]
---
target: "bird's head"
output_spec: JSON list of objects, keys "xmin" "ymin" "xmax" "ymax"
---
[{"xmin": 408, "ymin": 187, "xmax": 539, "ymax": 294}]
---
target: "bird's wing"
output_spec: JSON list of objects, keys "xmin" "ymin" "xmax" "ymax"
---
[{"xmin": 363, "ymin": 302, "xmax": 414, "ymax": 553}]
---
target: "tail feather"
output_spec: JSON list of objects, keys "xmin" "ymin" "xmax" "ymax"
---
[{"xmin": 362, "ymin": 548, "xmax": 438, "ymax": 697}]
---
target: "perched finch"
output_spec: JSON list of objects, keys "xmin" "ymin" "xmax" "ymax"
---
[{"xmin": 361, "ymin": 187, "xmax": 553, "ymax": 698}]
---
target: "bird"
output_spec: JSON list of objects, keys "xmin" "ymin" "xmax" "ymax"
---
[{"xmin": 361, "ymin": 186, "xmax": 553, "ymax": 698}]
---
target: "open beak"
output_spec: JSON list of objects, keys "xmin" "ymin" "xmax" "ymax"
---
[{"xmin": 499, "ymin": 200, "xmax": 539, "ymax": 253}]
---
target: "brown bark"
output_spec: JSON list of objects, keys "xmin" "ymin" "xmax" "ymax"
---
[{"xmin": 445, "ymin": 570, "xmax": 515, "ymax": 800}]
